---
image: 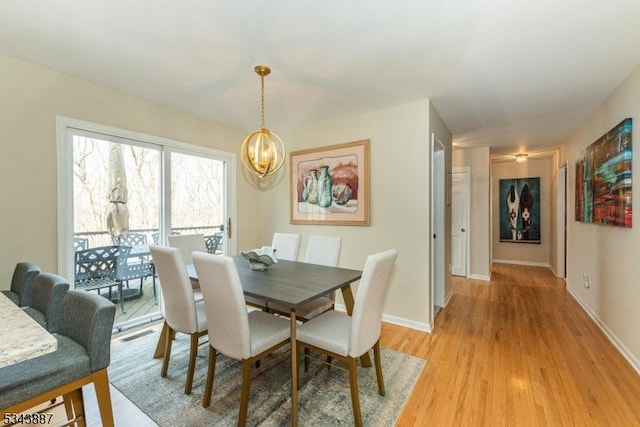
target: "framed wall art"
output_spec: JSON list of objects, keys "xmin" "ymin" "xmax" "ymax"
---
[
  {"xmin": 499, "ymin": 177, "xmax": 541, "ymax": 243},
  {"xmin": 575, "ymin": 117, "xmax": 632, "ymax": 227},
  {"xmin": 290, "ymin": 139, "xmax": 370, "ymax": 225}
]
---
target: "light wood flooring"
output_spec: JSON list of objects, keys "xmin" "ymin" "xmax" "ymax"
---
[
  {"xmin": 390, "ymin": 263, "xmax": 640, "ymax": 426},
  {"xmin": 8, "ymin": 263, "xmax": 640, "ymax": 426}
]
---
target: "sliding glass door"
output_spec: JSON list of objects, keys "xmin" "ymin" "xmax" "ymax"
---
[{"xmin": 58, "ymin": 117, "xmax": 234, "ymax": 331}]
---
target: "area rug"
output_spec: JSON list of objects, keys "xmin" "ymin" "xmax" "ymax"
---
[{"xmin": 108, "ymin": 330, "xmax": 426, "ymax": 426}]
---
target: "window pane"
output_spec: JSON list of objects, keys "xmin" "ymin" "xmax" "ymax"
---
[{"xmin": 170, "ymin": 152, "xmax": 225, "ymax": 252}]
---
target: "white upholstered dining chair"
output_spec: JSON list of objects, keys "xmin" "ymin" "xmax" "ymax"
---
[
  {"xmin": 269, "ymin": 235, "xmax": 342, "ymax": 321},
  {"xmin": 148, "ymin": 245, "xmax": 208, "ymax": 395},
  {"xmin": 296, "ymin": 249, "xmax": 398, "ymax": 427},
  {"xmin": 192, "ymin": 252, "xmax": 291, "ymax": 426},
  {"xmin": 271, "ymin": 232, "xmax": 301, "ymax": 261},
  {"xmin": 168, "ymin": 233, "xmax": 207, "ymax": 264}
]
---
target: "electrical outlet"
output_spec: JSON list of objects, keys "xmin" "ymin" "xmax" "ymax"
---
[{"xmin": 583, "ymin": 273, "xmax": 590, "ymax": 288}]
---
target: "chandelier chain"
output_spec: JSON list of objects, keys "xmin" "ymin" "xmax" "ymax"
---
[{"xmin": 260, "ymin": 75, "xmax": 265, "ymax": 129}]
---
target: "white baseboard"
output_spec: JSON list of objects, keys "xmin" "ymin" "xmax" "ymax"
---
[
  {"xmin": 334, "ymin": 303, "xmax": 432, "ymax": 333},
  {"xmin": 383, "ymin": 313, "xmax": 432, "ymax": 332},
  {"xmin": 469, "ymin": 274, "xmax": 491, "ymax": 281},
  {"xmin": 444, "ymin": 290, "xmax": 453, "ymax": 307},
  {"xmin": 493, "ymin": 259, "xmax": 551, "ymax": 268},
  {"xmin": 566, "ymin": 281, "xmax": 640, "ymax": 375}
]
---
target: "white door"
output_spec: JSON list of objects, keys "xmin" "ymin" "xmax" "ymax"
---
[{"xmin": 451, "ymin": 169, "xmax": 469, "ymax": 276}]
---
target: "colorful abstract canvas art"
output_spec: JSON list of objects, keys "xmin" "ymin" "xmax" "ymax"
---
[{"xmin": 575, "ymin": 118, "xmax": 632, "ymax": 227}]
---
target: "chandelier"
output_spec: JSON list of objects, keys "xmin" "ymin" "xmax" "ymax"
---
[{"xmin": 240, "ymin": 65, "xmax": 285, "ymax": 178}]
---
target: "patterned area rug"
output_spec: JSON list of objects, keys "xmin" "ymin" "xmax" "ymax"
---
[{"xmin": 109, "ymin": 329, "xmax": 426, "ymax": 426}]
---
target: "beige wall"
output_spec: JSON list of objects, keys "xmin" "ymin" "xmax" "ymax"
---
[
  {"xmin": 257, "ymin": 99, "xmax": 451, "ymax": 330},
  {"xmin": 452, "ymin": 147, "xmax": 491, "ymax": 279},
  {"xmin": 0, "ymin": 53, "xmax": 452, "ymax": 331},
  {"xmin": 492, "ymin": 157, "xmax": 552, "ymax": 266},
  {"xmin": 563, "ymin": 66, "xmax": 640, "ymax": 369},
  {"xmin": 0, "ymin": 54, "xmax": 257, "ymax": 283}
]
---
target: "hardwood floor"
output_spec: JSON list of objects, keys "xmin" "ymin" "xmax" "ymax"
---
[
  {"xmin": 10, "ymin": 263, "xmax": 640, "ymax": 426},
  {"xmin": 389, "ymin": 263, "xmax": 640, "ymax": 426}
]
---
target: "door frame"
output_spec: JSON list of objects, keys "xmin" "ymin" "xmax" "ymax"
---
[
  {"xmin": 56, "ymin": 116, "xmax": 237, "ymax": 280},
  {"xmin": 430, "ymin": 133, "xmax": 446, "ymax": 325},
  {"xmin": 452, "ymin": 166, "xmax": 470, "ymax": 277},
  {"xmin": 556, "ymin": 162, "xmax": 567, "ymax": 278}
]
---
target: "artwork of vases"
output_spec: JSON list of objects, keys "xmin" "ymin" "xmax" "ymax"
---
[
  {"xmin": 301, "ymin": 165, "xmax": 353, "ymax": 208},
  {"xmin": 317, "ymin": 166, "xmax": 333, "ymax": 208},
  {"xmin": 303, "ymin": 169, "xmax": 319, "ymax": 204}
]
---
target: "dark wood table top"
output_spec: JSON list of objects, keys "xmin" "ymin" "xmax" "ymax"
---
[{"xmin": 187, "ymin": 255, "xmax": 362, "ymax": 308}]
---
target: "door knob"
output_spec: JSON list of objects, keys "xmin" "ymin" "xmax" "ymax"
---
[{"xmin": 461, "ymin": 228, "xmax": 466, "ymax": 232}]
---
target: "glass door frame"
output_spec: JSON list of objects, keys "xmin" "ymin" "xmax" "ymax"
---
[{"xmin": 56, "ymin": 116, "xmax": 237, "ymax": 282}]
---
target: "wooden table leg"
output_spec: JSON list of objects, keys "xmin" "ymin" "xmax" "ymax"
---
[
  {"xmin": 290, "ymin": 308, "xmax": 298, "ymax": 427},
  {"xmin": 153, "ymin": 321, "xmax": 169, "ymax": 359},
  {"xmin": 341, "ymin": 286, "xmax": 372, "ymax": 367}
]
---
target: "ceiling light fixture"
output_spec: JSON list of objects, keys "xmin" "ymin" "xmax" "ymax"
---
[
  {"xmin": 515, "ymin": 153, "xmax": 528, "ymax": 164},
  {"xmin": 240, "ymin": 65, "xmax": 285, "ymax": 178}
]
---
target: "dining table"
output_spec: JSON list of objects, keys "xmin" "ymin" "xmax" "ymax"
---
[
  {"xmin": 0, "ymin": 293, "xmax": 58, "ymax": 369},
  {"xmin": 152, "ymin": 254, "xmax": 365, "ymax": 427}
]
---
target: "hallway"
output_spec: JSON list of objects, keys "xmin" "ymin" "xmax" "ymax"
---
[{"xmin": 387, "ymin": 263, "xmax": 640, "ymax": 426}]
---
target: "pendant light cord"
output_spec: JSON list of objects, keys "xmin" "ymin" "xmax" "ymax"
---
[{"xmin": 260, "ymin": 75, "xmax": 265, "ymax": 129}]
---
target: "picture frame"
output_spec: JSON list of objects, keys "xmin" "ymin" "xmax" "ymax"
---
[
  {"xmin": 499, "ymin": 177, "xmax": 541, "ymax": 243},
  {"xmin": 290, "ymin": 139, "xmax": 370, "ymax": 225}
]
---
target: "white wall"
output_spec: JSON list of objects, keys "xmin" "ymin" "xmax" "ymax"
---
[
  {"xmin": 563, "ymin": 66, "xmax": 640, "ymax": 371},
  {"xmin": 492, "ymin": 157, "xmax": 552, "ymax": 266},
  {"xmin": 0, "ymin": 54, "xmax": 256, "ymax": 283},
  {"xmin": 453, "ymin": 147, "xmax": 491, "ymax": 279},
  {"xmin": 257, "ymin": 99, "xmax": 452, "ymax": 330}
]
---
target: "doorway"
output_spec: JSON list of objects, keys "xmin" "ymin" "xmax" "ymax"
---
[
  {"xmin": 430, "ymin": 133, "xmax": 446, "ymax": 321},
  {"xmin": 451, "ymin": 167, "xmax": 470, "ymax": 277},
  {"xmin": 556, "ymin": 163, "xmax": 567, "ymax": 278}
]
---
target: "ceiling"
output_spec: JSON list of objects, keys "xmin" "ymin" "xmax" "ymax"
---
[{"xmin": 2, "ymin": 1, "xmax": 640, "ymax": 158}]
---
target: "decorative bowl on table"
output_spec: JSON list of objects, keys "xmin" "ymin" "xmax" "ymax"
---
[{"xmin": 241, "ymin": 246, "xmax": 278, "ymax": 271}]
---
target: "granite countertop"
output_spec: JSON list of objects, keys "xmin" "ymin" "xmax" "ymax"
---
[{"xmin": 0, "ymin": 293, "xmax": 57, "ymax": 369}]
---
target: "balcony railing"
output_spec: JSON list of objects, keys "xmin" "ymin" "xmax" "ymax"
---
[{"xmin": 74, "ymin": 225, "xmax": 224, "ymax": 249}]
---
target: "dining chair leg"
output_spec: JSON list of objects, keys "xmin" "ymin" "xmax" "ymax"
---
[
  {"xmin": 62, "ymin": 393, "xmax": 74, "ymax": 421},
  {"xmin": 239, "ymin": 359, "xmax": 252, "ymax": 427},
  {"xmin": 304, "ymin": 347, "xmax": 310, "ymax": 372},
  {"xmin": 66, "ymin": 388, "xmax": 86, "ymax": 426},
  {"xmin": 373, "ymin": 341, "xmax": 385, "ymax": 396},
  {"xmin": 185, "ymin": 333, "xmax": 199, "ymax": 394},
  {"xmin": 203, "ymin": 346, "xmax": 217, "ymax": 407},
  {"xmin": 348, "ymin": 356, "xmax": 363, "ymax": 427},
  {"xmin": 93, "ymin": 369, "xmax": 115, "ymax": 427},
  {"xmin": 161, "ymin": 326, "xmax": 175, "ymax": 377}
]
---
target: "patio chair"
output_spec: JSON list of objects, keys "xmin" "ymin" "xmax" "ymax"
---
[
  {"xmin": 111, "ymin": 232, "xmax": 148, "ymax": 246},
  {"xmin": 74, "ymin": 245, "xmax": 131, "ymax": 313},
  {"xmin": 204, "ymin": 232, "xmax": 224, "ymax": 254},
  {"xmin": 1, "ymin": 262, "xmax": 40, "ymax": 307},
  {"xmin": 74, "ymin": 236, "xmax": 89, "ymax": 251},
  {"xmin": 0, "ymin": 290, "xmax": 117, "ymax": 426}
]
